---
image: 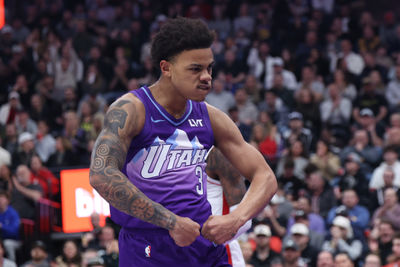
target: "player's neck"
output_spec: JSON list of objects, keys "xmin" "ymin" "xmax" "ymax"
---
[{"xmin": 149, "ymin": 80, "xmax": 187, "ymax": 119}]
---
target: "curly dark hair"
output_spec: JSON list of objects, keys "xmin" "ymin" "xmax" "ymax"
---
[{"xmin": 151, "ymin": 16, "xmax": 215, "ymax": 68}]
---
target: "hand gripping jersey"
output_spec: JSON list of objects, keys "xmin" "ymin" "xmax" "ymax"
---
[
  {"xmin": 112, "ymin": 87, "xmax": 230, "ymax": 267},
  {"xmin": 207, "ymin": 176, "xmax": 247, "ymax": 267}
]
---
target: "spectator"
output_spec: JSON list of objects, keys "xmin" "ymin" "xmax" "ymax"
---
[
  {"xmin": 317, "ymin": 250, "xmax": 334, "ymax": 267},
  {"xmin": 282, "ymin": 112, "xmax": 313, "ymax": 156},
  {"xmin": 369, "ymin": 167, "xmax": 400, "ymax": 213},
  {"xmin": 295, "ymin": 88, "xmax": 322, "ymax": 138},
  {"xmin": 249, "ymin": 224, "xmax": 280, "ymax": 267},
  {"xmin": 21, "ymin": 240, "xmax": 50, "ymax": 267},
  {"xmin": 234, "ymin": 88, "xmax": 259, "ymax": 126},
  {"xmin": 332, "ymin": 69, "xmax": 357, "ymax": 101},
  {"xmin": 258, "ymin": 90, "xmax": 290, "ymax": 132},
  {"xmin": 336, "ymin": 39, "xmax": 365, "ymax": 76},
  {"xmin": 287, "ymin": 196, "xmax": 326, "ymax": 236},
  {"xmin": 205, "ymin": 77, "xmax": 235, "ymax": 114},
  {"xmin": 364, "ymin": 253, "xmax": 382, "ymax": 267},
  {"xmin": 247, "ymin": 41, "xmax": 275, "ymax": 85},
  {"xmin": 276, "ymin": 139, "xmax": 309, "ymax": 181},
  {"xmin": 265, "ymin": 58, "xmax": 297, "ymax": 91},
  {"xmin": 386, "ymin": 65, "xmax": 400, "ymax": 113},
  {"xmin": 376, "ymin": 220, "xmax": 396, "ymax": 265},
  {"xmin": 46, "ymin": 136, "xmax": 76, "ymax": 168},
  {"xmin": 327, "ymin": 189, "xmax": 370, "ymax": 240},
  {"xmin": 35, "ymin": 120, "xmax": 56, "ymax": 164},
  {"xmin": 280, "ymin": 238, "xmax": 307, "ymax": 267},
  {"xmin": 10, "ymin": 164, "xmax": 42, "ymax": 220},
  {"xmin": 354, "ymin": 108, "xmax": 385, "ymax": 147},
  {"xmin": 372, "ymin": 188, "xmax": 400, "ymax": 230},
  {"xmin": 304, "ymin": 169, "xmax": 336, "ymax": 219},
  {"xmin": 320, "ymin": 83, "xmax": 352, "ymax": 139},
  {"xmin": 287, "ymin": 223, "xmax": 320, "ymax": 267},
  {"xmin": 322, "ymin": 216, "xmax": 363, "ymax": 263},
  {"xmin": 370, "ymin": 146, "xmax": 400, "ymax": 190},
  {"xmin": 0, "ymin": 190, "xmax": 20, "ymax": 262},
  {"xmin": 0, "ymin": 165, "xmax": 12, "ymax": 196},
  {"xmin": 310, "ymin": 139, "xmax": 341, "ymax": 181},
  {"xmin": 14, "ymin": 109, "xmax": 38, "ymax": 136},
  {"xmin": 386, "ymin": 233, "xmax": 400, "ymax": 266},
  {"xmin": 0, "ymin": 92, "xmax": 21, "ymax": 126},
  {"xmin": 334, "ymin": 252, "xmax": 355, "ymax": 267},
  {"xmin": 55, "ymin": 240, "xmax": 82, "ymax": 267},
  {"xmin": 11, "ymin": 132, "xmax": 36, "ymax": 170},
  {"xmin": 29, "ymin": 155, "xmax": 59, "ymax": 200},
  {"xmin": 3, "ymin": 124, "xmax": 19, "ymax": 157},
  {"xmin": 334, "ymin": 153, "xmax": 370, "ymax": 208}
]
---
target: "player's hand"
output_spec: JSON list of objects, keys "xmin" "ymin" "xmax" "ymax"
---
[
  {"xmin": 201, "ymin": 214, "xmax": 241, "ymax": 245},
  {"xmin": 169, "ymin": 216, "xmax": 200, "ymax": 247}
]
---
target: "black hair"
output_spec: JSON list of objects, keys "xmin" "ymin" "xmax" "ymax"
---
[{"xmin": 151, "ymin": 16, "xmax": 215, "ymax": 68}]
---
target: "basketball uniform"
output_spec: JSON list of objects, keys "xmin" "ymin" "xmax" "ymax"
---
[
  {"xmin": 207, "ymin": 176, "xmax": 248, "ymax": 267},
  {"xmin": 111, "ymin": 86, "xmax": 230, "ymax": 266}
]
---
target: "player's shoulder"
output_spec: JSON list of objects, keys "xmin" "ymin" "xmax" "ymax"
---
[{"xmin": 106, "ymin": 92, "xmax": 145, "ymax": 137}]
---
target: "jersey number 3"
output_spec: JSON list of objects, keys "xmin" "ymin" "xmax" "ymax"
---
[{"xmin": 195, "ymin": 166, "xmax": 204, "ymax": 195}]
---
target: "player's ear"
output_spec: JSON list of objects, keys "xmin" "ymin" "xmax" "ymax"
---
[{"xmin": 160, "ymin": 60, "xmax": 172, "ymax": 78}]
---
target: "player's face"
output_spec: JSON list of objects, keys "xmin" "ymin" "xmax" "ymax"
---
[{"xmin": 168, "ymin": 48, "xmax": 214, "ymax": 102}]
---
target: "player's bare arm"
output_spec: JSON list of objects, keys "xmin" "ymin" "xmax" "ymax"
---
[
  {"xmin": 206, "ymin": 148, "xmax": 246, "ymax": 206},
  {"xmin": 89, "ymin": 96, "xmax": 177, "ymax": 229},
  {"xmin": 202, "ymin": 104, "xmax": 277, "ymax": 244}
]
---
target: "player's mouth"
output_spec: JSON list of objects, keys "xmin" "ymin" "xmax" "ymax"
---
[{"xmin": 197, "ymin": 85, "xmax": 211, "ymax": 91}]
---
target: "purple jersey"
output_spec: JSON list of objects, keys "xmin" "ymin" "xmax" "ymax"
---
[{"xmin": 110, "ymin": 86, "xmax": 214, "ymax": 232}]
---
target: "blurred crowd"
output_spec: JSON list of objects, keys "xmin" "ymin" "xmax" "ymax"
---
[{"xmin": 1, "ymin": 0, "xmax": 400, "ymax": 266}]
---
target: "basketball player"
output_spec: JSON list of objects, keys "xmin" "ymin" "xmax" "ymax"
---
[
  {"xmin": 206, "ymin": 147, "xmax": 252, "ymax": 267},
  {"xmin": 89, "ymin": 17, "xmax": 277, "ymax": 266}
]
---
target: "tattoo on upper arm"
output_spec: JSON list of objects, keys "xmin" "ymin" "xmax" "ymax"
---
[
  {"xmin": 206, "ymin": 148, "xmax": 246, "ymax": 206},
  {"xmin": 90, "ymin": 100, "xmax": 176, "ymax": 230}
]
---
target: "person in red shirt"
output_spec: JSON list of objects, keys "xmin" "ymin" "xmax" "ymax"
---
[{"xmin": 29, "ymin": 154, "xmax": 59, "ymax": 200}]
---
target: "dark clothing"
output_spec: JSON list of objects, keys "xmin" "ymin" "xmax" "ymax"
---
[
  {"xmin": 10, "ymin": 183, "xmax": 42, "ymax": 219},
  {"xmin": 250, "ymin": 249, "xmax": 281, "ymax": 267}
]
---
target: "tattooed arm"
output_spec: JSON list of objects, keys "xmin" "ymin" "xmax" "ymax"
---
[
  {"xmin": 89, "ymin": 95, "xmax": 200, "ymax": 246},
  {"xmin": 206, "ymin": 148, "xmax": 246, "ymax": 207}
]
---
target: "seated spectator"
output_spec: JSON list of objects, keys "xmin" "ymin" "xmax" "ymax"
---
[
  {"xmin": 287, "ymin": 196, "xmax": 326, "ymax": 236},
  {"xmin": 3, "ymin": 124, "xmax": 19, "ymax": 157},
  {"xmin": 372, "ymin": 188, "xmax": 400, "ymax": 230},
  {"xmin": 278, "ymin": 159, "xmax": 306, "ymax": 201},
  {"xmin": 282, "ymin": 112, "xmax": 313, "ymax": 156},
  {"xmin": 340, "ymin": 129, "xmax": 382, "ymax": 175},
  {"xmin": 332, "ymin": 69, "xmax": 357, "ymax": 101},
  {"xmin": 258, "ymin": 90, "xmax": 289, "ymax": 133},
  {"xmin": 101, "ymin": 239, "xmax": 119, "ymax": 267},
  {"xmin": 363, "ymin": 253, "xmax": 381, "ymax": 267},
  {"xmin": 14, "ymin": 109, "xmax": 38, "ymax": 136},
  {"xmin": 322, "ymin": 216, "xmax": 363, "ymax": 263},
  {"xmin": 327, "ymin": 189, "xmax": 370, "ymax": 241},
  {"xmin": 385, "ymin": 233, "xmax": 400, "ymax": 266},
  {"xmin": 386, "ymin": 65, "xmax": 400, "ymax": 113},
  {"xmin": 336, "ymin": 39, "xmax": 365, "ymax": 76},
  {"xmin": 369, "ymin": 167, "xmax": 400, "ymax": 213},
  {"xmin": 234, "ymin": 88, "xmax": 258, "ymax": 126},
  {"xmin": 317, "ymin": 251, "xmax": 334, "ymax": 267},
  {"xmin": 55, "ymin": 240, "xmax": 82, "ymax": 267},
  {"xmin": 228, "ymin": 106, "xmax": 252, "ymax": 142},
  {"xmin": 354, "ymin": 108, "xmax": 385, "ymax": 147},
  {"xmin": 295, "ymin": 88, "xmax": 322, "ymax": 139},
  {"xmin": 265, "ymin": 58, "xmax": 297, "ymax": 91},
  {"xmin": 35, "ymin": 120, "xmax": 56, "ymax": 164},
  {"xmin": 334, "ymin": 252, "xmax": 355, "ymax": 267},
  {"xmin": 0, "ymin": 240, "xmax": 16, "ymax": 267},
  {"xmin": 47, "ymin": 136, "xmax": 77, "ymax": 168},
  {"xmin": 286, "ymin": 223, "xmax": 320, "ymax": 267},
  {"xmin": 370, "ymin": 146, "xmax": 400, "ymax": 190},
  {"xmin": 269, "ymin": 73, "xmax": 296, "ymax": 109},
  {"xmin": 11, "ymin": 132, "xmax": 36, "ymax": 170},
  {"xmin": 296, "ymin": 65, "xmax": 324, "ymax": 102},
  {"xmin": 310, "ymin": 139, "xmax": 341, "ymax": 182},
  {"xmin": 29, "ymin": 155, "xmax": 59, "ymax": 200},
  {"xmin": 276, "ymin": 140, "xmax": 309, "ymax": 180},
  {"xmin": 320, "ymin": 83, "xmax": 352, "ymax": 140},
  {"xmin": 0, "ymin": 190, "xmax": 20, "ymax": 262},
  {"xmin": 0, "ymin": 92, "xmax": 22, "ymax": 127},
  {"xmin": 304, "ymin": 169, "xmax": 337, "ymax": 219},
  {"xmin": 10, "ymin": 165, "xmax": 42, "ymax": 220},
  {"xmin": 21, "ymin": 240, "xmax": 50, "ymax": 267},
  {"xmin": 249, "ymin": 224, "xmax": 281, "ymax": 267},
  {"xmin": 334, "ymin": 153, "xmax": 370, "ymax": 208},
  {"xmin": 205, "ymin": 77, "xmax": 235, "ymax": 114},
  {"xmin": 0, "ymin": 165, "xmax": 12, "ymax": 195},
  {"xmin": 281, "ymin": 238, "xmax": 307, "ymax": 267},
  {"xmin": 352, "ymin": 77, "xmax": 388, "ymax": 128},
  {"xmin": 376, "ymin": 220, "xmax": 396, "ymax": 265}
]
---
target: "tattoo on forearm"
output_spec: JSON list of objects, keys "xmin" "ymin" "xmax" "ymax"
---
[
  {"xmin": 206, "ymin": 149, "xmax": 246, "ymax": 206},
  {"xmin": 90, "ymin": 100, "xmax": 176, "ymax": 230}
]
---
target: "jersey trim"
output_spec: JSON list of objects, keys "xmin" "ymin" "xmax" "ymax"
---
[{"xmin": 141, "ymin": 86, "xmax": 193, "ymax": 126}]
